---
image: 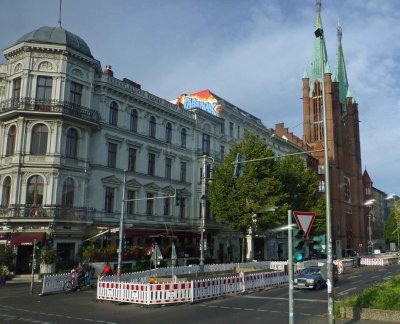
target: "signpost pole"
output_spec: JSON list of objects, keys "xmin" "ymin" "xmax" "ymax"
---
[
  {"xmin": 288, "ymin": 210, "xmax": 294, "ymax": 324},
  {"xmin": 30, "ymin": 239, "xmax": 37, "ymax": 294}
]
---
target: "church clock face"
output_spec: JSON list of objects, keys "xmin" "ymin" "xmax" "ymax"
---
[{"xmin": 344, "ymin": 176, "xmax": 351, "ymax": 203}]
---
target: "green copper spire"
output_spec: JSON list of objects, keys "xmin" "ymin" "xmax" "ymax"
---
[
  {"xmin": 310, "ymin": 0, "xmax": 329, "ymax": 94},
  {"xmin": 336, "ymin": 22, "xmax": 349, "ymax": 114}
]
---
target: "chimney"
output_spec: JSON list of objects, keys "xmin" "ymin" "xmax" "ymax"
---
[{"xmin": 104, "ymin": 65, "xmax": 114, "ymax": 77}]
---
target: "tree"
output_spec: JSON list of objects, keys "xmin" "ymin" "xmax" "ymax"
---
[
  {"xmin": 274, "ymin": 155, "xmax": 326, "ymax": 234},
  {"xmin": 384, "ymin": 202, "xmax": 400, "ymax": 244},
  {"xmin": 208, "ymin": 132, "xmax": 325, "ymax": 261}
]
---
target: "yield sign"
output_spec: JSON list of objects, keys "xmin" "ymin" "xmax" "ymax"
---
[{"xmin": 293, "ymin": 211, "xmax": 316, "ymax": 238}]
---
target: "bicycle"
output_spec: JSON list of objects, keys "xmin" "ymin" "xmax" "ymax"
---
[{"xmin": 63, "ymin": 269, "xmax": 92, "ymax": 293}]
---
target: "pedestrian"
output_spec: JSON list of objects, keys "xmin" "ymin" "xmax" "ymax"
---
[
  {"xmin": 101, "ymin": 262, "xmax": 112, "ymax": 276},
  {"xmin": 75, "ymin": 263, "xmax": 85, "ymax": 286}
]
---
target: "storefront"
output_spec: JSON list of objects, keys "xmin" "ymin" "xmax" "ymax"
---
[{"xmin": 10, "ymin": 232, "xmax": 46, "ymax": 274}]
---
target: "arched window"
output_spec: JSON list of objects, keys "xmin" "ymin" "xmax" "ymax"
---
[
  {"xmin": 109, "ymin": 101, "xmax": 118, "ymax": 125},
  {"xmin": 165, "ymin": 122, "xmax": 172, "ymax": 144},
  {"xmin": 26, "ymin": 175, "xmax": 44, "ymax": 206},
  {"xmin": 130, "ymin": 109, "xmax": 138, "ymax": 132},
  {"xmin": 30, "ymin": 124, "xmax": 48, "ymax": 155},
  {"xmin": 181, "ymin": 128, "xmax": 187, "ymax": 148},
  {"xmin": 62, "ymin": 177, "xmax": 74, "ymax": 207},
  {"xmin": 149, "ymin": 116, "xmax": 156, "ymax": 138},
  {"xmin": 6, "ymin": 125, "xmax": 16, "ymax": 156},
  {"xmin": 2, "ymin": 176, "xmax": 11, "ymax": 206},
  {"xmin": 66, "ymin": 128, "xmax": 78, "ymax": 158}
]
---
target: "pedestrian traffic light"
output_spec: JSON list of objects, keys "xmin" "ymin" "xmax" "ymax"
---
[
  {"xmin": 233, "ymin": 153, "xmax": 245, "ymax": 178},
  {"xmin": 33, "ymin": 240, "xmax": 41, "ymax": 260},
  {"xmin": 312, "ymin": 234, "xmax": 326, "ymax": 253},
  {"xmin": 292, "ymin": 228, "xmax": 305, "ymax": 262},
  {"xmin": 34, "ymin": 241, "xmax": 41, "ymax": 253},
  {"xmin": 175, "ymin": 188, "xmax": 184, "ymax": 206}
]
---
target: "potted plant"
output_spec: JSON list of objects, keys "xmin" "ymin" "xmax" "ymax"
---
[
  {"xmin": 39, "ymin": 245, "xmax": 57, "ymax": 274},
  {"xmin": 0, "ymin": 245, "xmax": 15, "ymax": 282},
  {"xmin": 81, "ymin": 245, "xmax": 97, "ymax": 262}
]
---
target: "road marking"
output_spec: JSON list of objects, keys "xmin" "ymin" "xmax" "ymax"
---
[
  {"xmin": 337, "ymin": 287, "xmax": 356, "ymax": 296},
  {"xmin": 243, "ymin": 296, "xmax": 326, "ymax": 303},
  {"xmin": 347, "ymin": 275, "xmax": 361, "ymax": 279},
  {"xmin": 352, "ymin": 280, "xmax": 362, "ymax": 284},
  {"xmin": 371, "ymin": 275, "xmax": 379, "ymax": 278},
  {"xmin": 0, "ymin": 304, "xmax": 117, "ymax": 324},
  {"xmin": 384, "ymin": 276, "xmax": 392, "ymax": 280}
]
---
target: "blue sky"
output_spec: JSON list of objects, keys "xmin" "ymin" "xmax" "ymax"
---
[{"xmin": 1, "ymin": 0, "xmax": 399, "ymax": 196}]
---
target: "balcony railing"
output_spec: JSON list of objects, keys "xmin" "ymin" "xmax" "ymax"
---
[
  {"xmin": 0, "ymin": 204, "xmax": 95, "ymax": 222},
  {"xmin": 0, "ymin": 97, "xmax": 101, "ymax": 124}
]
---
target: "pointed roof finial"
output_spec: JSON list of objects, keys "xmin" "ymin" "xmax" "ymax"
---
[
  {"xmin": 316, "ymin": 0, "xmax": 322, "ymax": 28},
  {"xmin": 337, "ymin": 20, "xmax": 342, "ymax": 47},
  {"xmin": 58, "ymin": 0, "xmax": 62, "ymax": 27}
]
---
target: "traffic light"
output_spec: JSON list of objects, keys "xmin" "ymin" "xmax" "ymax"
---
[
  {"xmin": 175, "ymin": 188, "xmax": 184, "ymax": 206},
  {"xmin": 123, "ymin": 239, "xmax": 130, "ymax": 253},
  {"xmin": 233, "ymin": 153, "xmax": 245, "ymax": 178},
  {"xmin": 312, "ymin": 234, "xmax": 326, "ymax": 253},
  {"xmin": 34, "ymin": 241, "xmax": 41, "ymax": 253},
  {"xmin": 292, "ymin": 228, "xmax": 305, "ymax": 262}
]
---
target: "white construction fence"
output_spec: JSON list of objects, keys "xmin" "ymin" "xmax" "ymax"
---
[{"xmin": 97, "ymin": 270, "xmax": 294, "ymax": 305}]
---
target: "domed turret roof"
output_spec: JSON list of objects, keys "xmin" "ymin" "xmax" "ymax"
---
[{"xmin": 15, "ymin": 26, "xmax": 92, "ymax": 58}]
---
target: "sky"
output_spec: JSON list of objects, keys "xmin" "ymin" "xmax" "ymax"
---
[{"xmin": 0, "ymin": 0, "xmax": 399, "ymax": 196}]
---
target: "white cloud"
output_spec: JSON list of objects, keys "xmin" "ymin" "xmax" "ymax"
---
[{"xmin": 0, "ymin": 0, "xmax": 399, "ymax": 194}]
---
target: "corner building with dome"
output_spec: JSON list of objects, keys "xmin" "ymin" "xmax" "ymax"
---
[{"xmin": 0, "ymin": 25, "xmax": 305, "ymax": 274}]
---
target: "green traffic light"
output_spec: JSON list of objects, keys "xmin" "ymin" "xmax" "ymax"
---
[{"xmin": 294, "ymin": 251, "xmax": 303, "ymax": 262}]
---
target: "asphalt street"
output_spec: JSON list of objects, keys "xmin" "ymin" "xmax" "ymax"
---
[{"xmin": 0, "ymin": 264, "xmax": 399, "ymax": 324}]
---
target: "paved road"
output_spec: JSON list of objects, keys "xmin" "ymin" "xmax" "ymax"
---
[{"xmin": 0, "ymin": 264, "xmax": 399, "ymax": 323}]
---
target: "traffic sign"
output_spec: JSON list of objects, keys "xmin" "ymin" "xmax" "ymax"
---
[{"xmin": 293, "ymin": 211, "xmax": 316, "ymax": 238}]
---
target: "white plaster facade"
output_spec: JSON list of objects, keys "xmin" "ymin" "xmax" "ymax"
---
[{"xmin": 0, "ymin": 26, "xmax": 304, "ymax": 273}]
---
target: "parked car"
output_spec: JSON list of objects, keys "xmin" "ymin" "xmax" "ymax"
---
[{"xmin": 294, "ymin": 265, "xmax": 338, "ymax": 290}]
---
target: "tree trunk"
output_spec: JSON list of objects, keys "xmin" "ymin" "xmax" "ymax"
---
[{"xmin": 241, "ymin": 234, "xmax": 247, "ymax": 262}]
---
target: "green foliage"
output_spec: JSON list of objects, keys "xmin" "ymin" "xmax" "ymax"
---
[
  {"xmin": 38, "ymin": 245, "xmax": 57, "ymax": 264},
  {"xmin": 336, "ymin": 273, "xmax": 400, "ymax": 314},
  {"xmin": 208, "ymin": 131, "xmax": 325, "ymax": 240},
  {"xmin": 133, "ymin": 260, "xmax": 150, "ymax": 272},
  {"xmin": 384, "ymin": 208, "xmax": 399, "ymax": 243},
  {"xmin": 0, "ymin": 245, "xmax": 15, "ymax": 274},
  {"xmin": 80, "ymin": 245, "xmax": 97, "ymax": 262}
]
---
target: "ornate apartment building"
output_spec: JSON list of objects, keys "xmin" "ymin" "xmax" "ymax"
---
[{"xmin": 0, "ymin": 25, "xmax": 303, "ymax": 273}]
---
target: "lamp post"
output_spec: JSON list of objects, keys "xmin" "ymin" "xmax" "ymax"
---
[
  {"xmin": 200, "ymin": 155, "xmax": 214, "ymax": 271},
  {"xmin": 315, "ymin": 26, "xmax": 334, "ymax": 323},
  {"xmin": 364, "ymin": 199, "xmax": 376, "ymax": 255},
  {"xmin": 117, "ymin": 170, "xmax": 127, "ymax": 280}
]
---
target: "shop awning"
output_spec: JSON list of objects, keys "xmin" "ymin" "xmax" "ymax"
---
[
  {"xmin": 125, "ymin": 229, "xmax": 200, "ymax": 239},
  {"xmin": 10, "ymin": 232, "xmax": 46, "ymax": 246}
]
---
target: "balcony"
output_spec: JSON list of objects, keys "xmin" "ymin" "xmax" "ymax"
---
[
  {"xmin": 0, "ymin": 205, "xmax": 95, "ymax": 223},
  {"xmin": 0, "ymin": 97, "xmax": 100, "ymax": 124}
]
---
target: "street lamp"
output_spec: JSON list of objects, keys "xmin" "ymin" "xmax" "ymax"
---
[
  {"xmin": 200, "ymin": 155, "xmax": 214, "ymax": 271},
  {"xmin": 364, "ymin": 199, "xmax": 376, "ymax": 254}
]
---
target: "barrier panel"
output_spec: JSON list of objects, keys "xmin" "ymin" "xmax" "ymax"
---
[{"xmin": 41, "ymin": 273, "xmax": 71, "ymax": 295}]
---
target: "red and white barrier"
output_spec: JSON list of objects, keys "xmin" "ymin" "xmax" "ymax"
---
[{"xmin": 97, "ymin": 270, "xmax": 294, "ymax": 305}]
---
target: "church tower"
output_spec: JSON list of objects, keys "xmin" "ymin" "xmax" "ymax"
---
[{"xmin": 302, "ymin": 0, "xmax": 366, "ymax": 256}]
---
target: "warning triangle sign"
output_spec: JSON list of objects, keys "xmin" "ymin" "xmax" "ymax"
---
[{"xmin": 293, "ymin": 211, "xmax": 316, "ymax": 238}]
